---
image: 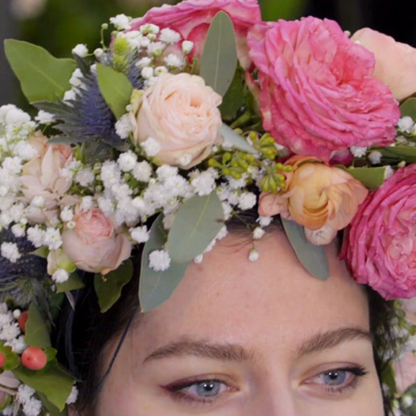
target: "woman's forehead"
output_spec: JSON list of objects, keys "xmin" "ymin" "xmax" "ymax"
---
[{"xmin": 136, "ymin": 232, "xmax": 370, "ymax": 356}]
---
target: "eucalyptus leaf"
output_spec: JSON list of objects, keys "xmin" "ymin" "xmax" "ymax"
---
[
  {"xmin": 14, "ymin": 364, "xmax": 74, "ymax": 412},
  {"xmin": 200, "ymin": 12, "xmax": 238, "ymax": 96},
  {"xmin": 139, "ymin": 215, "xmax": 189, "ymax": 312},
  {"xmin": 219, "ymin": 68, "xmax": 245, "ymax": 121},
  {"xmin": 281, "ymin": 218, "xmax": 330, "ymax": 281},
  {"xmin": 56, "ymin": 272, "xmax": 85, "ymax": 294},
  {"xmin": 337, "ymin": 166, "xmax": 387, "ymax": 190},
  {"xmin": 94, "ymin": 260, "xmax": 134, "ymax": 313},
  {"xmin": 219, "ymin": 124, "xmax": 257, "ymax": 154},
  {"xmin": 24, "ymin": 303, "xmax": 51, "ymax": 349},
  {"xmin": 96, "ymin": 64, "xmax": 133, "ymax": 120},
  {"xmin": 0, "ymin": 342, "xmax": 20, "ymax": 371},
  {"xmin": 400, "ymin": 97, "xmax": 416, "ymax": 120},
  {"xmin": 167, "ymin": 192, "xmax": 225, "ymax": 263},
  {"xmin": 4, "ymin": 40, "xmax": 76, "ymax": 103}
]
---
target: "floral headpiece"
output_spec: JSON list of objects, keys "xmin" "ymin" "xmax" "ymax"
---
[{"xmin": 2, "ymin": 0, "xmax": 416, "ymax": 414}]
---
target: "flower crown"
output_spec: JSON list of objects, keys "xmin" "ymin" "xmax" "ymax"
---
[{"xmin": 2, "ymin": 0, "xmax": 416, "ymax": 414}]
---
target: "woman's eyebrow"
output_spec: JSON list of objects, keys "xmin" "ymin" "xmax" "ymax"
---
[
  {"xmin": 143, "ymin": 339, "xmax": 254, "ymax": 364},
  {"xmin": 297, "ymin": 327, "xmax": 373, "ymax": 357}
]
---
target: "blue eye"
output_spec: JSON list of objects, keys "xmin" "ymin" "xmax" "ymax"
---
[
  {"xmin": 320, "ymin": 370, "xmax": 348, "ymax": 386},
  {"xmin": 191, "ymin": 381, "xmax": 222, "ymax": 397}
]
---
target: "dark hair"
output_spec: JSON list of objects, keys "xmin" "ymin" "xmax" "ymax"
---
[{"xmin": 55, "ymin": 213, "xmax": 400, "ymax": 415}]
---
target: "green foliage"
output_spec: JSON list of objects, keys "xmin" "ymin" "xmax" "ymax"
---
[
  {"xmin": 96, "ymin": 64, "xmax": 134, "ymax": 120},
  {"xmin": 4, "ymin": 40, "xmax": 76, "ymax": 103},
  {"xmin": 219, "ymin": 67, "xmax": 245, "ymax": 121},
  {"xmin": 200, "ymin": 12, "xmax": 238, "ymax": 96},
  {"xmin": 94, "ymin": 260, "xmax": 134, "ymax": 313},
  {"xmin": 400, "ymin": 97, "xmax": 416, "ymax": 119},
  {"xmin": 139, "ymin": 215, "xmax": 189, "ymax": 312},
  {"xmin": 281, "ymin": 218, "xmax": 330, "ymax": 281},
  {"xmin": 14, "ymin": 364, "xmax": 74, "ymax": 412},
  {"xmin": 259, "ymin": 0, "xmax": 307, "ymax": 21},
  {"xmin": 56, "ymin": 272, "xmax": 85, "ymax": 294},
  {"xmin": 377, "ymin": 146, "xmax": 416, "ymax": 164},
  {"xmin": 0, "ymin": 342, "xmax": 20, "ymax": 371},
  {"xmin": 167, "ymin": 193, "xmax": 225, "ymax": 263},
  {"xmin": 24, "ymin": 303, "xmax": 51, "ymax": 349},
  {"xmin": 338, "ymin": 166, "xmax": 388, "ymax": 190}
]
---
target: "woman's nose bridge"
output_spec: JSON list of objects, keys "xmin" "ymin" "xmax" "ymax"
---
[{"xmin": 242, "ymin": 384, "xmax": 300, "ymax": 416}]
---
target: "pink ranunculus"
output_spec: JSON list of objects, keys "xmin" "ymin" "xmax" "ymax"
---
[
  {"xmin": 20, "ymin": 134, "xmax": 74, "ymax": 223},
  {"xmin": 342, "ymin": 164, "xmax": 416, "ymax": 300},
  {"xmin": 351, "ymin": 28, "xmax": 416, "ymax": 101},
  {"xmin": 247, "ymin": 17, "xmax": 400, "ymax": 160},
  {"xmin": 61, "ymin": 207, "xmax": 132, "ymax": 275},
  {"xmin": 130, "ymin": 0, "xmax": 261, "ymax": 69}
]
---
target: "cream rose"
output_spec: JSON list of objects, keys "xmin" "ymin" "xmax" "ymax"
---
[
  {"xmin": 351, "ymin": 28, "xmax": 416, "ymax": 101},
  {"xmin": 132, "ymin": 73, "xmax": 223, "ymax": 168},
  {"xmin": 61, "ymin": 206, "xmax": 132, "ymax": 275},
  {"xmin": 20, "ymin": 133, "xmax": 74, "ymax": 223}
]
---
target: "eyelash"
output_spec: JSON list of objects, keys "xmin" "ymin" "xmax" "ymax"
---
[{"xmin": 164, "ymin": 366, "xmax": 369, "ymax": 405}]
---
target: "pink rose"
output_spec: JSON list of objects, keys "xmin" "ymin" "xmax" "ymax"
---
[
  {"xmin": 342, "ymin": 164, "xmax": 416, "ymax": 300},
  {"xmin": 351, "ymin": 28, "xmax": 416, "ymax": 101},
  {"xmin": 247, "ymin": 17, "xmax": 400, "ymax": 160},
  {"xmin": 132, "ymin": 73, "xmax": 222, "ymax": 168},
  {"xmin": 20, "ymin": 134, "xmax": 74, "ymax": 223},
  {"xmin": 61, "ymin": 207, "xmax": 132, "ymax": 275},
  {"xmin": 130, "ymin": 0, "xmax": 261, "ymax": 69}
]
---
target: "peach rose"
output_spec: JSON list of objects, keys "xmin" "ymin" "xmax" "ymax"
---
[
  {"xmin": 393, "ymin": 351, "xmax": 416, "ymax": 396},
  {"xmin": 20, "ymin": 134, "xmax": 74, "ymax": 223},
  {"xmin": 259, "ymin": 157, "xmax": 368, "ymax": 245},
  {"xmin": 351, "ymin": 28, "xmax": 416, "ymax": 101},
  {"xmin": 61, "ymin": 207, "xmax": 132, "ymax": 275},
  {"xmin": 132, "ymin": 73, "xmax": 222, "ymax": 168}
]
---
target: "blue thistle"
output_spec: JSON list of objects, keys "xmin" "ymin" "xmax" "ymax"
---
[{"xmin": 0, "ymin": 229, "xmax": 48, "ymax": 308}]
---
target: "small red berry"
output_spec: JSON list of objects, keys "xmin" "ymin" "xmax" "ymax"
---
[
  {"xmin": 21, "ymin": 347, "xmax": 47, "ymax": 370},
  {"xmin": 0, "ymin": 352, "xmax": 5, "ymax": 368},
  {"xmin": 18, "ymin": 311, "xmax": 29, "ymax": 333}
]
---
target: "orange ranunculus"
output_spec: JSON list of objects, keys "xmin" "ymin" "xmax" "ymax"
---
[{"xmin": 259, "ymin": 157, "xmax": 368, "ymax": 245}]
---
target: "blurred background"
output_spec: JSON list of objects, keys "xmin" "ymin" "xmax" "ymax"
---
[{"xmin": 1, "ymin": 0, "xmax": 416, "ymax": 106}]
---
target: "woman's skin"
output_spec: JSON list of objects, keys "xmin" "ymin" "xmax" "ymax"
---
[{"xmin": 92, "ymin": 231, "xmax": 384, "ymax": 416}]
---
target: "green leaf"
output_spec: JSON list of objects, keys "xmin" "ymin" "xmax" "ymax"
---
[
  {"xmin": 14, "ymin": 364, "xmax": 74, "ymax": 412},
  {"xmin": 167, "ymin": 192, "xmax": 225, "ymax": 263},
  {"xmin": 281, "ymin": 218, "xmax": 330, "ymax": 281},
  {"xmin": 4, "ymin": 40, "xmax": 76, "ymax": 103},
  {"xmin": 56, "ymin": 272, "xmax": 85, "ymax": 294},
  {"xmin": 219, "ymin": 67, "xmax": 245, "ymax": 121},
  {"xmin": 200, "ymin": 11, "xmax": 238, "ymax": 96},
  {"xmin": 0, "ymin": 342, "xmax": 20, "ymax": 371},
  {"xmin": 337, "ymin": 166, "xmax": 387, "ymax": 190},
  {"xmin": 400, "ymin": 97, "xmax": 416, "ymax": 119},
  {"xmin": 378, "ymin": 146, "xmax": 416, "ymax": 164},
  {"xmin": 30, "ymin": 246, "xmax": 49, "ymax": 259},
  {"xmin": 24, "ymin": 303, "xmax": 51, "ymax": 349},
  {"xmin": 94, "ymin": 260, "xmax": 134, "ymax": 313},
  {"xmin": 139, "ymin": 215, "xmax": 189, "ymax": 312},
  {"xmin": 37, "ymin": 392, "xmax": 68, "ymax": 416},
  {"xmin": 96, "ymin": 64, "xmax": 133, "ymax": 120},
  {"xmin": 219, "ymin": 124, "xmax": 257, "ymax": 154}
]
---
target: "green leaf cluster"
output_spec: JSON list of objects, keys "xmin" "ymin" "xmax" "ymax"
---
[{"xmin": 0, "ymin": 342, "xmax": 20, "ymax": 371}]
